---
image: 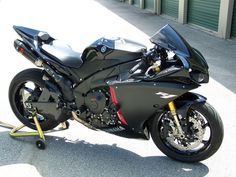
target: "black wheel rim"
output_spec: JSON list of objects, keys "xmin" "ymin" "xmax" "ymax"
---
[
  {"xmin": 158, "ymin": 109, "xmax": 212, "ymax": 155},
  {"xmin": 14, "ymin": 81, "xmax": 48, "ymax": 126}
]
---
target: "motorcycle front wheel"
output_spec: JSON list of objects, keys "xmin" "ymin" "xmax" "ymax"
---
[
  {"xmin": 151, "ymin": 102, "xmax": 224, "ymax": 162},
  {"xmin": 9, "ymin": 68, "xmax": 59, "ymax": 131}
]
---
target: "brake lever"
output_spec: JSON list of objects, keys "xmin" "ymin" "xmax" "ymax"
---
[{"xmin": 145, "ymin": 60, "xmax": 161, "ymax": 77}]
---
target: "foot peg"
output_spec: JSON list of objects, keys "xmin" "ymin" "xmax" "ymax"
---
[{"xmin": 75, "ymin": 105, "xmax": 87, "ymax": 116}]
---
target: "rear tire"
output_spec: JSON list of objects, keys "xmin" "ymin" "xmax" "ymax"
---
[
  {"xmin": 151, "ymin": 102, "xmax": 224, "ymax": 162},
  {"xmin": 9, "ymin": 68, "xmax": 59, "ymax": 131}
]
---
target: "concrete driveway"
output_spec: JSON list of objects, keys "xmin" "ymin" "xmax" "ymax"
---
[{"xmin": 0, "ymin": 0, "xmax": 236, "ymax": 176}]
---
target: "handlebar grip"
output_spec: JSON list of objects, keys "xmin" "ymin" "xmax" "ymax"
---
[{"xmin": 144, "ymin": 49, "xmax": 154, "ymax": 58}]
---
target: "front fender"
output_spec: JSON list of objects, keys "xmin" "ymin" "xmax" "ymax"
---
[{"xmin": 175, "ymin": 92, "xmax": 206, "ymax": 119}]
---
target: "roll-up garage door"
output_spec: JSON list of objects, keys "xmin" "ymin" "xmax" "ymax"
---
[
  {"xmin": 161, "ymin": 0, "xmax": 179, "ymax": 18},
  {"xmin": 188, "ymin": 0, "xmax": 221, "ymax": 31},
  {"xmin": 133, "ymin": 0, "xmax": 140, "ymax": 7},
  {"xmin": 231, "ymin": 0, "xmax": 236, "ymax": 37},
  {"xmin": 145, "ymin": 0, "xmax": 154, "ymax": 12}
]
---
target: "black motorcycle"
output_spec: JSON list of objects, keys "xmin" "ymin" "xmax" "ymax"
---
[{"xmin": 9, "ymin": 24, "xmax": 223, "ymax": 162}]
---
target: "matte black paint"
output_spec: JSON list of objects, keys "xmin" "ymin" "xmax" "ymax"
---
[{"xmin": 112, "ymin": 81, "xmax": 198, "ymax": 132}]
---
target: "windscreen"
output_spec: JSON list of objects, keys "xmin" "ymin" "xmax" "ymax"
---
[{"xmin": 150, "ymin": 24, "xmax": 191, "ymax": 57}]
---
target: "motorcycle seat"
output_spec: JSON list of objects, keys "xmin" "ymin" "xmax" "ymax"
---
[{"xmin": 41, "ymin": 40, "xmax": 83, "ymax": 69}]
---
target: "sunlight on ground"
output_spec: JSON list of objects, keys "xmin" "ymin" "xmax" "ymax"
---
[{"xmin": 0, "ymin": 164, "xmax": 42, "ymax": 177}]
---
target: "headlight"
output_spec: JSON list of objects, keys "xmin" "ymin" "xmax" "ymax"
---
[{"xmin": 191, "ymin": 71, "xmax": 209, "ymax": 83}]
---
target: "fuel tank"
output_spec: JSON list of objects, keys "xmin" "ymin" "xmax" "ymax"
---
[
  {"xmin": 82, "ymin": 37, "xmax": 146, "ymax": 61},
  {"xmin": 71, "ymin": 37, "xmax": 146, "ymax": 80}
]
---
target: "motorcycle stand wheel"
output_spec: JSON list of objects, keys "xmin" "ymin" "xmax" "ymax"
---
[
  {"xmin": 8, "ymin": 120, "xmax": 70, "ymax": 150},
  {"xmin": 9, "ymin": 110, "xmax": 47, "ymax": 149},
  {"xmin": 36, "ymin": 139, "xmax": 46, "ymax": 150},
  {"xmin": 9, "ymin": 124, "xmax": 47, "ymax": 149}
]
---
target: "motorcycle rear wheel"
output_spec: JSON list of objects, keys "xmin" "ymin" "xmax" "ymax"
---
[
  {"xmin": 9, "ymin": 68, "xmax": 59, "ymax": 131},
  {"xmin": 151, "ymin": 102, "xmax": 223, "ymax": 162}
]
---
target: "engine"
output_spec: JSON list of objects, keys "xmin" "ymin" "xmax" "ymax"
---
[{"xmin": 84, "ymin": 89, "xmax": 118, "ymax": 128}]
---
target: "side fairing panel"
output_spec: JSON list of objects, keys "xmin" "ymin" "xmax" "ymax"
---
[
  {"xmin": 112, "ymin": 81, "xmax": 197, "ymax": 133},
  {"xmin": 71, "ymin": 59, "xmax": 121, "ymax": 80},
  {"xmin": 73, "ymin": 60, "xmax": 139, "ymax": 106}
]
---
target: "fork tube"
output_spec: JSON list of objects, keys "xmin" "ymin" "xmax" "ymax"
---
[{"xmin": 168, "ymin": 101, "xmax": 184, "ymax": 136}]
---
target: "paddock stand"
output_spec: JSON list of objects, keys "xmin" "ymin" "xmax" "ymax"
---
[{"xmin": 0, "ymin": 111, "xmax": 69, "ymax": 150}]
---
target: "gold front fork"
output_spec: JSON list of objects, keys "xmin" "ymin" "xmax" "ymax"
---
[
  {"xmin": 168, "ymin": 101, "xmax": 184, "ymax": 136},
  {"xmin": 153, "ymin": 66, "xmax": 161, "ymax": 73}
]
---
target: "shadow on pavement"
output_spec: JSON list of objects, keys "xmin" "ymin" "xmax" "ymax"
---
[
  {"xmin": 0, "ymin": 131, "xmax": 208, "ymax": 177},
  {"xmin": 94, "ymin": 0, "xmax": 236, "ymax": 94}
]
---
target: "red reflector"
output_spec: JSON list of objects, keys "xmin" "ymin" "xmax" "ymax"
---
[
  {"xmin": 18, "ymin": 47, "xmax": 24, "ymax": 54},
  {"xmin": 110, "ymin": 86, "xmax": 118, "ymax": 105},
  {"xmin": 117, "ymin": 110, "xmax": 128, "ymax": 126},
  {"xmin": 109, "ymin": 86, "xmax": 128, "ymax": 126}
]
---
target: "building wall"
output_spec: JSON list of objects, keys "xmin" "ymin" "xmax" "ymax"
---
[{"xmin": 125, "ymin": 0, "xmax": 235, "ymax": 39}]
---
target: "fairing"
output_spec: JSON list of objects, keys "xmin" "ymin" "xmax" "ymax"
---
[
  {"xmin": 13, "ymin": 26, "xmax": 40, "ymax": 40},
  {"xmin": 150, "ymin": 25, "xmax": 209, "ymax": 83},
  {"xmin": 150, "ymin": 25, "xmax": 191, "ymax": 57}
]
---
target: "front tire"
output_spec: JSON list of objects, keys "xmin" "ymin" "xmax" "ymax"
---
[
  {"xmin": 151, "ymin": 102, "xmax": 224, "ymax": 162},
  {"xmin": 9, "ymin": 68, "xmax": 59, "ymax": 131}
]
